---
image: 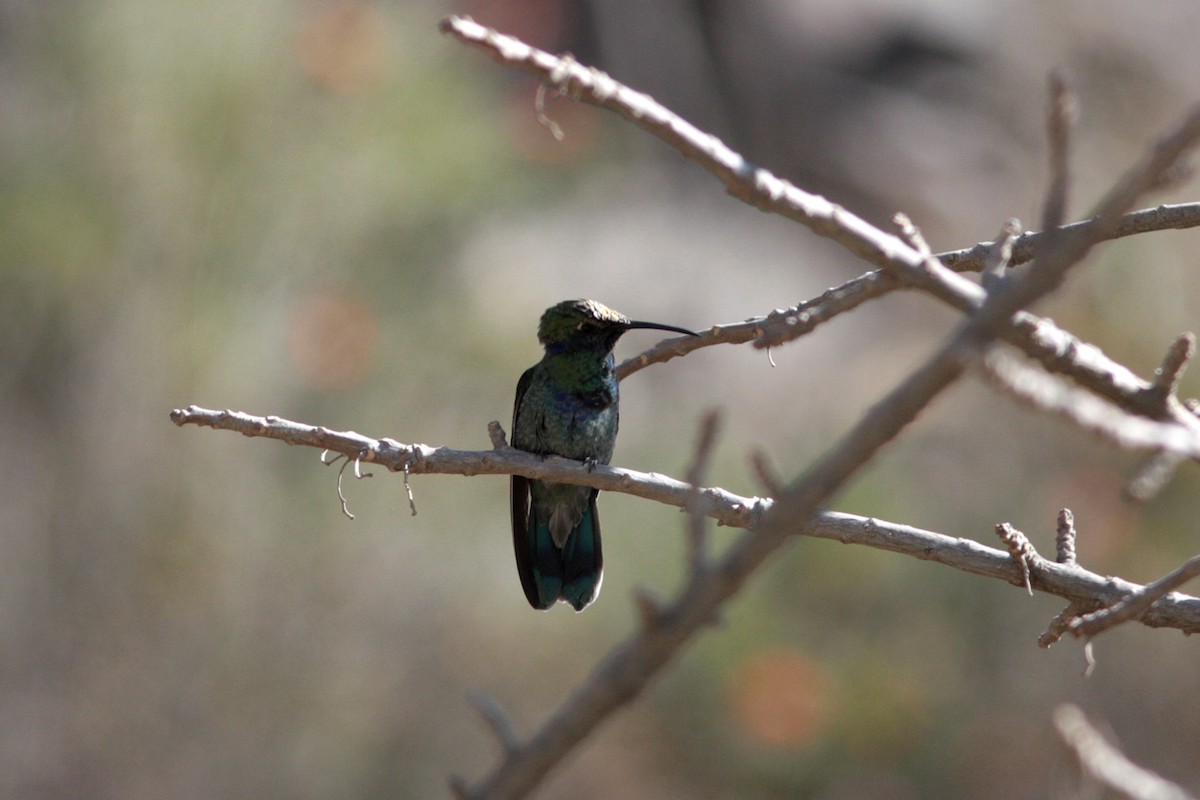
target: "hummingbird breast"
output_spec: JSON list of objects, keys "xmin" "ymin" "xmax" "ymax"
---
[{"xmin": 513, "ymin": 357, "xmax": 619, "ymax": 464}]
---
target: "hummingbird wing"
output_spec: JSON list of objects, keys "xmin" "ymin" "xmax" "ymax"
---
[{"xmin": 511, "ymin": 365, "xmax": 560, "ymax": 609}]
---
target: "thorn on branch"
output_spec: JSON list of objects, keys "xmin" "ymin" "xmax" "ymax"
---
[
  {"xmin": 981, "ymin": 218, "xmax": 1022, "ymax": 293},
  {"xmin": 1146, "ymin": 332, "xmax": 1196, "ymax": 410},
  {"xmin": 468, "ymin": 689, "xmax": 521, "ymax": 756},
  {"xmin": 684, "ymin": 410, "xmax": 722, "ymax": 577},
  {"xmin": 1041, "ymin": 69, "xmax": 1077, "ymax": 233},
  {"xmin": 1148, "ymin": 161, "xmax": 1197, "ymax": 194},
  {"xmin": 995, "ymin": 522, "xmax": 1039, "ymax": 595},
  {"xmin": 1082, "ymin": 641, "xmax": 1096, "ymax": 677},
  {"xmin": 534, "ymin": 83, "xmax": 565, "ymax": 141},
  {"xmin": 633, "ymin": 585, "xmax": 665, "ymax": 630},
  {"xmin": 322, "ymin": 449, "xmax": 374, "ymax": 520},
  {"xmin": 1125, "ymin": 450, "xmax": 1186, "ymax": 503},
  {"xmin": 1055, "ymin": 508, "xmax": 1078, "ymax": 566},
  {"xmin": 402, "ymin": 462, "xmax": 418, "ymax": 516},
  {"xmin": 487, "ymin": 420, "xmax": 509, "ymax": 450},
  {"xmin": 893, "ymin": 212, "xmax": 932, "ymax": 258},
  {"xmin": 748, "ymin": 449, "xmax": 782, "ymax": 497}
]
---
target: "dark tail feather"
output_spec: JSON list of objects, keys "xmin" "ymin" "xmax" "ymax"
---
[
  {"xmin": 512, "ymin": 475, "xmax": 561, "ymax": 609},
  {"xmin": 513, "ymin": 478, "xmax": 603, "ymax": 611},
  {"xmin": 560, "ymin": 491, "xmax": 603, "ymax": 612}
]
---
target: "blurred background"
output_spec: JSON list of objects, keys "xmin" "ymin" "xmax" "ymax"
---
[{"xmin": 2, "ymin": 0, "xmax": 1199, "ymax": 797}]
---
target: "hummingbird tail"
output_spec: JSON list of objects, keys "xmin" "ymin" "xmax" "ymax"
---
[
  {"xmin": 511, "ymin": 477, "xmax": 603, "ymax": 611},
  {"xmin": 560, "ymin": 494, "xmax": 603, "ymax": 612},
  {"xmin": 512, "ymin": 475, "xmax": 560, "ymax": 609}
]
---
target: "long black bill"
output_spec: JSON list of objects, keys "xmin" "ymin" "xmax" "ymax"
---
[{"xmin": 624, "ymin": 320, "xmax": 699, "ymax": 337}]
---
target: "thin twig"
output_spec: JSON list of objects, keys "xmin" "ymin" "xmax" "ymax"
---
[
  {"xmin": 683, "ymin": 411, "xmax": 722, "ymax": 576},
  {"xmin": 1147, "ymin": 332, "xmax": 1196, "ymax": 409},
  {"xmin": 1041, "ymin": 70, "xmax": 1076, "ymax": 233},
  {"xmin": 402, "ymin": 463, "xmax": 417, "ymax": 516},
  {"xmin": 1039, "ymin": 601, "xmax": 1099, "ymax": 649},
  {"xmin": 1068, "ymin": 554, "xmax": 1200, "ymax": 639},
  {"xmin": 468, "ymin": 690, "xmax": 521, "ymax": 756},
  {"xmin": 894, "ymin": 212, "xmax": 933, "ymax": 256},
  {"xmin": 977, "ymin": 347, "xmax": 1200, "ymax": 458},
  {"xmin": 941, "ymin": 203, "xmax": 1200, "ymax": 272},
  {"xmin": 1126, "ymin": 450, "xmax": 1187, "ymax": 502},
  {"xmin": 321, "ymin": 450, "xmax": 368, "ymax": 520},
  {"xmin": 747, "ymin": 449, "xmax": 782, "ymax": 496},
  {"xmin": 981, "ymin": 218, "xmax": 1022, "ymax": 292},
  {"xmin": 632, "ymin": 586, "xmax": 665, "ymax": 630},
  {"xmin": 1055, "ymin": 704, "xmax": 1197, "ymax": 800}
]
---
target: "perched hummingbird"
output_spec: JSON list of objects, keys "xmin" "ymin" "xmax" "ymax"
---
[{"xmin": 511, "ymin": 299, "xmax": 698, "ymax": 611}]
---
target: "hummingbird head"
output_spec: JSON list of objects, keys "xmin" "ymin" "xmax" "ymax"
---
[{"xmin": 537, "ymin": 299, "xmax": 697, "ymax": 354}]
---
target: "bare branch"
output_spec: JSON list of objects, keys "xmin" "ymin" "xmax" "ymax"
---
[
  {"xmin": 684, "ymin": 245, "xmax": 1199, "ymax": 446},
  {"xmin": 1055, "ymin": 704, "xmax": 1197, "ymax": 800},
  {"xmin": 745, "ymin": 203, "xmax": 1200, "ymax": 352},
  {"xmin": 683, "ymin": 410, "xmax": 722, "ymax": 576},
  {"xmin": 169, "ymin": 406, "xmax": 766, "ymax": 527},
  {"xmin": 1041, "ymin": 70, "xmax": 1077, "ymax": 233},
  {"xmin": 940, "ymin": 202, "xmax": 1200, "ymax": 272},
  {"xmin": 977, "ymin": 347, "xmax": 1200, "ymax": 457},
  {"xmin": 440, "ymin": 17, "xmax": 1200, "ymax": 304},
  {"xmin": 734, "ymin": 273, "xmax": 902, "ymax": 353},
  {"xmin": 685, "ymin": 206, "xmax": 1200, "ymax": 371},
  {"xmin": 1068, "ymin": 554, "xmax": 1200, "ymax": 639},
  {"xmin": 169, "ymin": 406, "xmax": 1200, "ymax": 634}
]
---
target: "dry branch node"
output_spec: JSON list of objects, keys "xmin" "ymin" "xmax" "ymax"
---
[
  {"xmin": 981, "ymin": 218, "xmax": 1022, "ymax": 292},
  {"xmin": 995, "ymin": 522, "xmax": 1039, "ymax": 595},
  {"xmin": 1055, "ymin": 508, "xmax": 1078, "ymax": 566}
]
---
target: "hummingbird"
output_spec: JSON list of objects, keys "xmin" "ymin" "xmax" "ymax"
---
[{"xmin": 511, "ymin": 299, "xmax": 698, "ymax": 611}]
